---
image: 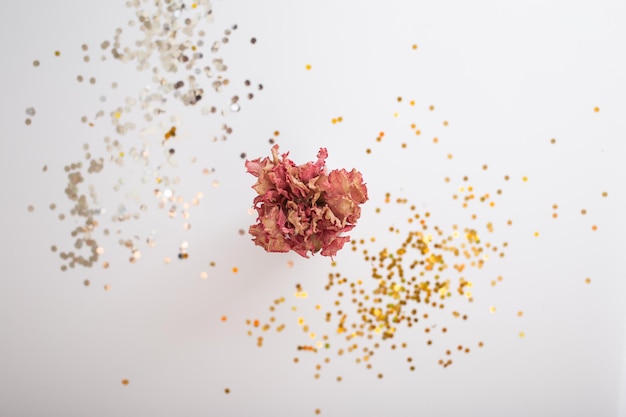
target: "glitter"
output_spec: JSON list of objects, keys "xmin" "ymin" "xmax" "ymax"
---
[
  {"xmin": 517, "ymin": 311, "xmax": 523, "ymax": 317},
  {"xmin": 25, "ymin": 118, "xmax": 32, "ymax": 126},
  {"xmin": 581, "ymin": 209, "xmax": 587, "ymax": 215},
  {"xmin": 104, "ymin": 284, "xmax": 111, "ymax": 291},
  {"xmin": 33, "ymin": 60, "xmax": 40, "ymax": 67},
  {"xmin": 83, "ymin": 280, "xmax": 90, "ymax": 287},
  {"xmin": 519, "ymin": 331, "xmax": 525, "ymax": 338},
  {"xmin": 602, "ymin": 191, "xmax": 608, "ymax": 197},
  {"xmin": 522, "ymin": 176, "xmax": 528, "ymax": 182},
  {"xmin": 489, "ymin": 306, "xmax": 496, "ymax": 313},
  {"xmin": 221, "ymin": 316, "xmax": 227, "ymax": 322},
  {"xmin": 27, "ymin": 205, "xmax": 34, "ymax": 212},
  {"xmin": 594, "ymin": 106, "xmax": 600, "ymax": 112},
  {"xmin": 534, "ymin": 231, "xmax": 539, "ymax": 237},
  {"xmin": 251, "ymin": 37, "xmax": 257, "ymax": 44},
  {"xmin": 54, "ymin": 51, "xmax": 60, "ymax": 56},
  {"xmin": 224, "ymin": 388, "xmax": 230, "ymax": 394},
  {"xmin": 230, "ymin": 103, "xmax": 240, "ymax": 112},
  {"xmin": 121, "ymin": 379, "xmax": 129, "ymax": 385},
  {"xmin": 305, "ymin": 64, "xmax": 312, "ymax": 70},
  {"xmin": 585, "ymin": 277, "xmax": 591, "ymax": 284},
  {"xmin": 550, "ymin": 138, "xmax": 556, "ymax": 144},
  {"xmin": 412, "ymin": 44, "xmax": 418, "ymax": 50},
  {"xmin": 232, "ymin": 267, "xmax": 238, "ymax": 273},
  {"xmin": 592, "ymin": 225, "xmax": 598, "ymax": 231}
]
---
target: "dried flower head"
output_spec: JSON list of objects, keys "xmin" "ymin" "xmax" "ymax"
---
[{"xmin": 246, "ymin": 145, "xmax": 368, "ymax": 257}]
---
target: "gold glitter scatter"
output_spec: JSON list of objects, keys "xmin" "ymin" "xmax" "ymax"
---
[
  {"xmin": 305, "ymin": 64, "xmax": 312, "ymax": 70},
  {"xmin": 104, "ymin": 284, "xmax": 111, "ymax": 291},
  {"xmin": 489, "ymin": 306, "xmax": 496, "ymax": 313},
  {"xmin": 522, "ymin": 176, "xmax": 528, "ymax": 182},
  {"xmin": 594, "ymin": 106, "xmax": 600, "ymax": 113},
  {"xmin": 443, "ymin": 120, "xmax": 448, "ymax": 126},
  {"xmin": 224, "ymin": 388, "xmax": 230, "ymax": 394},
  {"xmin": 315, "ymin": 409, "xmax": 321, "ymax": 415},
  {"xmin": 550, "ymin": 138, "xmax": 556, "ymax": 144},
  {"xmin": 519, "ymin": 331, "xmax": 525, "ymax": 338},
  {"xmin": 412, "ymin": 44, "xmax": 418, "ymax": 50},
  {"xmin": 534, "ymin": 231, "xmax": 539, "ymax": 237},
  {"xmin": 581, "ymin": 209, "xmax": 587, "ymax": 215},
  {"xmin": 517, "ymin": 311, "xmax": 523, "ymax": 317},
  {"xmin": 585, "ymin": 277, "xmax": 591, "ymax": 284},
  {"xmin": 54, "ymin": 50, "xmax": 60, "ymax": 56},
  {"xmin": 602, "ymin": 191, "xmax": 608, "ymax": 197},
  {"xmin": 121, "ymin": 379, "xmax": 129, "ymax": 385}
]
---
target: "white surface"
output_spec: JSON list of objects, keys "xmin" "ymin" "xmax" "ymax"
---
[{"xmin": 1, "ymin": 1, "xmax": 625, "ymax": 416}]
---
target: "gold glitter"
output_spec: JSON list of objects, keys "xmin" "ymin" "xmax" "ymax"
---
[
  {"xmin": 519, "ymin": 331, "xmax": 525, "ymax": 338},
  {"xmin": 517, "ymin": 311, "xmax": 523, "ymax": 317},
  {"xmin": 489, "ymin": 306, "xmax": 496, "ymax": 313},
  {"xmin": 121, "ymin": 379, "xmax": 129, "ymax": 385},
  {"xmin": 232, "ymin": 267, "xmax": 239, "ymax": 273},
  {"xmin": 522, "ymin": 176, "xmax": 528, "ymax": 182},
  {"xmin": 594, "ymin": 106, "xmax": 600, "ymax": 112},
  {"xmin": 224, "ymin": 388, "xmax": 230, "ymax": 394},
  {"xmin": 412, "ymin": 44, "xmax": 418, "ymax": 50},
  {"xmin": 104, "ymin": 285, "xmax": 111, "ymax": 291},
  {"xmin": 602, "ymin": 191, "xmax": 608, "ymax": 197},
  {"xmin": 534, "ymin": 231, "xmax": 539, "ymax": 237},
  {"xmin": 550, "ymin": 138, "xmax": 556, "ymax": 144},
  {"xmin": 305, "ymin": 64, "xmax": 312, "ymax": 70},
  {"xmin": 592, "ymin": 225, "xmax": 598, "ymax": 231},
  {"xmin": 54, "ymin": 50, "xmax": 60, "ymax": 56},
  {"xmin": 585, "ymin": 277, "xmax": 591, "ymax": 284},
  {"xmin": 581, "ymin": 209, "xmax": 587, "ymax": 215}
]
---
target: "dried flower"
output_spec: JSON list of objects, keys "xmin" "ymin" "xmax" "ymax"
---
[{"xmin": 246, "ymin": 145, "xmax": 368, "ymax": 258}]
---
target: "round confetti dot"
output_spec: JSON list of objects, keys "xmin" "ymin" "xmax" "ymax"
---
[
  {"xmin": 33, "ymin": 60, "xmax": 40, "ymax": 67},
  {"xmin": 585, "ymin": 277, "xmax": 591, "ymax": 284},
  {"xmin": 121, "ymin": 379, "xmax": 129, "ymax": 385},
  {"xmin": 602, "ymin": 191, "xmax": 608, "ymax": 197},
  {"xmin": 519, "ymin": 331, "xmax": 525, "ymax": 338},
  {"xmin": 594, "ymin": 106, "xmax": 600, "ymax": 112},
  {"xmin": 224, "ymin": 388, "xmax": 230, "ymax": 394},
  {"xmin": 54, "ymin": 51, "xmax": 60, "ymax": 56},
  {"xmin": 232, "ymin": 267, "xmax": 238, "ymax": 273},
  {"xmin": 592, "ymin": 225, "xmax": 598, "ymax": 231},
  {"xmin": 221, "ymin": 316, "xmax": 227, "ymax": 322},
  {"xmin": 550, "ymin": 138, "xmax": 556, "ymax": 144},
  {"xmin": 305, "ymin": 64, "xmax": 312, "ymax": 70},
  {"xmin": 250, "ymin": 37, "xmax": 257, "ymax": 44}
]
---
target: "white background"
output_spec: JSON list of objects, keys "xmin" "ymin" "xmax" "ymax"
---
[{"xmin": 1, "ymin": 1, "xmax": 625, "ymax": 416}]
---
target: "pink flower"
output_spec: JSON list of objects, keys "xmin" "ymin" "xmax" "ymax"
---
[{"xmin": 245, "ymin": 145, "xmax": 368, "ymax": 258}]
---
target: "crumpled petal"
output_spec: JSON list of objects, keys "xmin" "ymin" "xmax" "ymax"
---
[{"xmin": 246, "ymin": 145, "xmax": 368, "ymax": 258}]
